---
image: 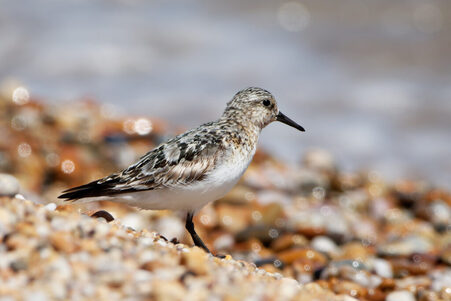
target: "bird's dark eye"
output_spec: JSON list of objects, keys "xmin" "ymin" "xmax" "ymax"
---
[{"xmin": 262, "ymin": 99, "xmax": 271, "ymax": 107}]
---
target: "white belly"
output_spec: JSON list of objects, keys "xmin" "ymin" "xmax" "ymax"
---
[{"xmin": 83, "ymin": 151, "xmax": 254, "ymax": 213}]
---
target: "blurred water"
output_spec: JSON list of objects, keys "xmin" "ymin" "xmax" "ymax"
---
[{"xmin": 1, "ymin": 0, "xmax": 450, "ymax": 187}]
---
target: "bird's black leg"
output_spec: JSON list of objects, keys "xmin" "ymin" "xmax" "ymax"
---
[{"xmin": 185, "ymin": 212, "xmax": 211, "ymax": 254}]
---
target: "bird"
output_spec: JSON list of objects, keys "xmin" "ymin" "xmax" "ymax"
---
[{"xmin": 59, "ymin": 87, "xmax": 305, "ymax": 254}]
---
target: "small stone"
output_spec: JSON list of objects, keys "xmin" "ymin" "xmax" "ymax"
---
[
  {"xmin": 378, "ymin": 235, "xmax": 434, "ymax": 257},
  {"xmin": 332, "ymin": 280, "xmax": 367, "ymax": 299},
  {"xmin": 121, "ymin": 212, "xmax": 147, "ymax": 231},
  {"xmin": 278, "ymin": 248, "xmax": 327, "ymax": 266},
  {"xmin": 153, "ymin": 280, "xmax": 186, "ymax": 301},
  {"xmin": 311, "ymin": 236, "xmax": 338, "ymax": 255},
  {"xmin": 386, "ymin": 290, "xmax": 415, "ymax": 301},
  {"xmin": 0, "ymin": 174, "xmax": 20, "ymax": 196},
  {"xmin": 182, "ymin": 246, "xmax": 209, "ymax": 275},
  {"xmin": 296, "ymin": 283, "xmax": 339, "ymax": 301},
  {"xmin": 372, "ymin": 258, "xmax": 393, "ymax": 279},
  {"xmin": 390, "ymin": 257, "xmax": 432, "ymax": 277},
  {"xmin": 50, "ymin": 231, "xmax": 77, "ymax": 253},
  {"xmin": 155, "ymin": 216, "xmax": 185, "ymax": 240},
  {"xmin": 338, "ymin": 242, "xmax": 371, "ymax": 262},
  {"xmin": 440, "ymin": 247, "xmax": 451, "ymax": 265},
  {"xmin": 303, "ymin": 149, "xmax": 336, "ymax": 173},
  {"xmin": 271, "ymin": 233, "xmax": 308, "ymax": 252},
  {"xmin": 294, "ymin": 169, "xmax": 330, "ymax": 195},
  {"xmin": 378, "ymin": 278, "xmax": 396, "ymax": 291},
  {"xmin": 260, "ymin": 202, "xmax": 285, "ymax": 225},
  {"xmin": 216, "ymin": 203, "xmax": 251, "ymax": 233},
  {"xmin": 44, "ymin": 202, "xmax": 57, "ymax": 211},
  {"xmin": 213, "ymin": 233, "xmax": 234, "ymax": 250},
  {"xmin": 439, "ymin": 287, "xmax": 451, "ymax": 300},
  {"xmin": 236, "ymin": 224, "xmax": 275, "ymax": 244},
  {"xmin": 366, "ymin": 288, "xmax": 386, "ymax": 301},
  {"xmin": 10, "ymin": 259, "xmax": 28, "ymax": 272}
]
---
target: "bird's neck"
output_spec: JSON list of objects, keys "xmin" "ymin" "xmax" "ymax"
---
[
  {"xmin": 220, "ymin": 110, "xmax": 263, "ymax": 133},
  {"xmin": 218, "ymin": 115, "xmax": 261, "ymax": 152}
]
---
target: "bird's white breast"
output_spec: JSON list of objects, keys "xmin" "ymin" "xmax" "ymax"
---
[{"xmin": 105, "ymin": 146, "xmax": 256, "ymax": 213}]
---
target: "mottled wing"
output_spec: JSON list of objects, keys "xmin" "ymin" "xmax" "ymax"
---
[{"xmin": 58, "ymin": 124, "xmax": 225, "ymax": 201}]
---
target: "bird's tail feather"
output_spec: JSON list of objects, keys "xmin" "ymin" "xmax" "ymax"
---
[{"xmin": 58, "ymin": 180, "xmax": 116, "ymax": 201}]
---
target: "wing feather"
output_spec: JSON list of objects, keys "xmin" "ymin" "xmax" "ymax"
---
[{"xmin": 58, "ymin": 123, "xmax": 225, "ymax": 201}]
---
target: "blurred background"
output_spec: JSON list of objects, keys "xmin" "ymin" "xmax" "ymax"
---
[{"xmin": 1, "ymin": 0, "xmax": 450, "ymax": 187}]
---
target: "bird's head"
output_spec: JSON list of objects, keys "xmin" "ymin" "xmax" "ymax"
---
[{"xmin": 223, "ymin": 87, "xmax": 305, "ymax": 132}]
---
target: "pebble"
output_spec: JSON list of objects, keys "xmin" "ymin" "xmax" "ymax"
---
[
  {"xmin": 50, "ymin": 231, "xmax": 77, "ymax": 253},
  {"xmin": 386, "ymin": 290, "xmax": 416, "ymax": 301},
  {"xmin": 378, "ymin": 235, "xmax": 434, "ymax": 256},
  {"xmin": 311, "ymin": 235, "xmax": 338, "ymax": 255},
  {"xmin": 0, "ymin": 197, "xmax": 346, "ymax": 300},
  {"xmin": 271, "ymin": 233, "xmax": 308, "ymax": 252},
  {"xmin": 371, "ymin": 258, "xmax": 393, "ymax": 278},
  {"xmin": 303, "ymin": 149, "xmax": 336, "ymax": 173},
  {"xmin": 155, "ymin": 216, "xmax": 185, "ymax": 241},
  {"xmin": 0, "ymin": 174, "xmax": 20, "ymax": 196},
  {"xmin": 278, "ymin": 248, "xmax": 327, "ymax": 266},
  {"xmin": 332, "ymin": 280, "xmax": 367, "ymax": 299},
  {"xmin": 181, "ymin": 246, "xmax": 209, "ymax": 275}
]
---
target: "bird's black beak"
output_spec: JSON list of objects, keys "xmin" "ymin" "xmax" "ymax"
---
[{"xmin": 276, "ymin": 111, "xmax": 305, "ymax": 132}]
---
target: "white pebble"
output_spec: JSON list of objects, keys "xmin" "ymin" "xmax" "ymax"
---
[
  {"xmin": 0, "ymin": 174, "xmax": 20, "ymax": 197},
  {"xmin": 121, "ymin": 213, "xmax": 147, "ymax": 231},
  {"xmin": 155, "ymin": 216, "xmax": 184, "ymax": 240},
  {"xmin": 213, "ymin": 233, "xmax": 234, "ymax": 250},
  {"xmin": 386, "ymin": 291, "xmax": 415, "ymax": 301},
  {"xmin": 44, "ymin": 202, "xmax": 57, "ymax": 211},
  {"xmin": 372, "ymin": 258, "xmax": 393, "ymax": 278},
  {"xmin": 14, "ymin": 194, "xmax": 26, "ymax": 200},
  {"xmin": 311, "ymin": 236, "xmax": 338, "ymax": 254},
  {"xmin": 24, "ymin": 291, "xmax": 48, "ymax": 301}
]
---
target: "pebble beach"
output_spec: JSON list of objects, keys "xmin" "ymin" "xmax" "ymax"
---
[{"xmin": 0, "ymin": 92, "xmax": 450, "ymax": 300}]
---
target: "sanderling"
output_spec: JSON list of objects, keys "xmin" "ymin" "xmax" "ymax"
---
[{"xmin": 59, "ymin": 87, "xmax": 304, "ymax": 254}]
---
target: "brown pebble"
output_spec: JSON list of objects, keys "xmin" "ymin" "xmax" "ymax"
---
[
  {"xmin": 278, "ymin": 248, "xmax": 328, "ymax": 265},
  {"xmin": 79, "ymin": 239, "xmax": 100, "ymax": 254},
  {"xmin": 15, "ymin": 221, "xmax": 38, "ymax": 237},
  {"xmin": 50, "ymin": 231, "xmax": 77, "ymax": 253},
  {"xmin": 297, "ymin": 226, "xmax": 327, "ymax": 239},
  {"xmin": 181, "ymin": 247, "xmax": 209, "ymax": 275},
  {"xmin": 338, "ymin": 241, "xmax": 372, "ymax": 262},
  {"xmin": 366, "ymin": 288, "xmax": 386, "ymax": 301},
  {"xmin": 439, "ymin": 287, "xmax": 451, "ymax": 300},
  {"xmin": 260, "ymin": 263, "xmax": 281, "ymax": 274},
  {"xmin": 378, "ymin": 278, "xmax": 396, "ymax": 291},
  {"xmin": 260, "ymin": 203, "xmax": 284, "ymax": 225},
  {"xmin": 216, "ymin": 203, "xmax": 251, "ymax": 233},
  {"xmin": 417, "ymin": 290, "xmax": 440, "ymax": 301},
  {"xmin": 390, "ymin": 257, "xmax": 432, "ymax": 276},
  {"xmin": 152, "ymin": 280, "xmax": 186, "ymax": 301},
  {"xmin": 5, "ymin": 233, "xmax": 30, "ymax": 251},
  {"xmin": 271, "ymin": 233, "xmax": 308, "ymax": 252},
  {"xmin": 315, "ymin": 279, "xmax": 331, "ymax": 290},
  {"xmin": 332, "ymin": 280, "xmax": 367, "ymax": 299}
]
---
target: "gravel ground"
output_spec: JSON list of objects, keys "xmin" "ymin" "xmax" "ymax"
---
[{"xmin": 0, "ymin": 196, "xmax": 352, "ymax": 301}]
